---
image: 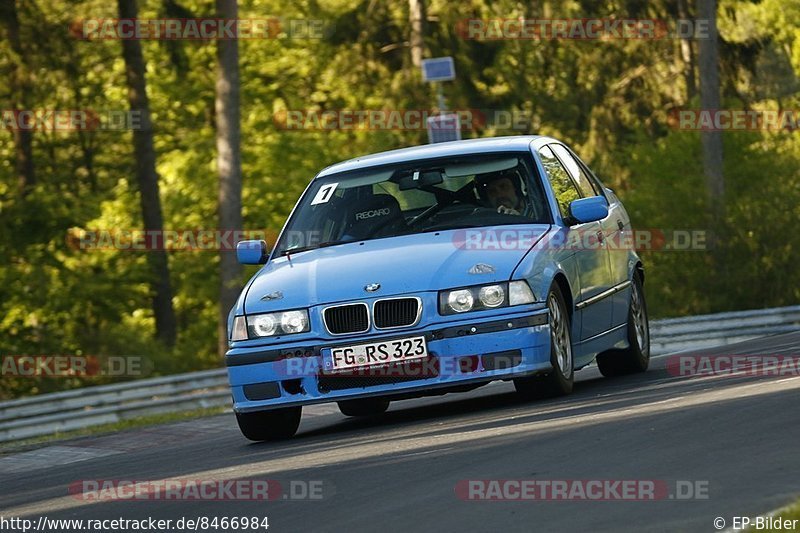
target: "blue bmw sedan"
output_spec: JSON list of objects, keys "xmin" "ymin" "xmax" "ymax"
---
[{"xmin": 226, "ymin": 136, "xmax": 649, "ymax": 440}]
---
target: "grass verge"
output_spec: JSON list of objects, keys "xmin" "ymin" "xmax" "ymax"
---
[{"xmin": 750, "ymin": 500, "xmax": 800, "ymax": 532}]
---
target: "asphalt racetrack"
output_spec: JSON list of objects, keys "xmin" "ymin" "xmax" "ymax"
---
[{"xmin": 2, "ymin": 332, "xmax": 800, "ymax": 532}]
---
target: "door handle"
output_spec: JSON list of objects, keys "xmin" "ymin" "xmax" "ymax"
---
[{"xmin": 617, "ymin": 219, "xmax": 624, "ymax": 230}]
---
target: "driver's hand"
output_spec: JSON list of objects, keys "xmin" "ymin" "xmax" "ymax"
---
[{"xmin": 497, "ymin": 205, "xmax": 520, "ymax": 215}]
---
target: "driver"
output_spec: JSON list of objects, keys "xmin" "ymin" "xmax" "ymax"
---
[{"xmin": 477, "ymin": 170, "xmax": 528, "ymax": 216}]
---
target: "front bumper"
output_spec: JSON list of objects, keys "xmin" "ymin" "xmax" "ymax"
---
[{"xmin": 226, "ymin": 307, "xmax": 551, "ymax": 413}]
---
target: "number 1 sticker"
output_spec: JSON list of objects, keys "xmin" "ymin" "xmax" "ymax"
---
[{"xmin": 310, "ymin": 183, "xmax": 338, "ymax": 205}]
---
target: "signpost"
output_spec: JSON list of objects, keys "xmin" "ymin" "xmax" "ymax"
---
[
  {"xmin": 421, "ymin": 57, "xmax": 459, "ymax": 143},
  {"xmin": 421, "ymin": 57, "xmax": 455, "ymax": 82},
  {"xmin": 426, "ymin": 113, "xmax": 461, "ymax": 144}
]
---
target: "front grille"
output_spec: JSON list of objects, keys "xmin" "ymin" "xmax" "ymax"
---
[
  {"xmin": 374, "ymin": 298, "xmax": 420, "ymax": 329},
  {"xmin": 317, "ymin": 357, "xmax": 439, "ymax": 392},
  {"xmin": 324, "ymin": 303, "xmax": 369, "ymax": 335}
]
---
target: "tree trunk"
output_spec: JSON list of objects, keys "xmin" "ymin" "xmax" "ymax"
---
[
  {"xmin": 215, "ymin": 0, "xmax": 244, "ymax": 357},
  {"xmin": 117, "ymin": 0, "xmax": 177, "ymax": 347},
  {"xmin": 677, "ymin": 0, "xmax": 696, "ymax": 103},
  {"xmin": 409, "ymin": 0, "xmax": 425, "ymax": 68},
  {"xmin": 697, "ymin": 0, "xmax": 724, "ymax": 218},
  {"xmin": 0, "ymin": 0, "xmax": 35, "ymax": 194}
]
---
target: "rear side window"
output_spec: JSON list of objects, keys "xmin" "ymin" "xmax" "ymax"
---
[
  {"xmin": 538, "ymin": 145, "xmax": 580, "ymax": 219},
  {"xmin": 550, "ymin": 144, "xmax": 600, "ymax": 197}
]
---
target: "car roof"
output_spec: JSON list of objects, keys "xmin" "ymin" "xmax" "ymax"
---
[{"xmin": 316, "ymin": 135, "xmax": 553, "ymax": 178}]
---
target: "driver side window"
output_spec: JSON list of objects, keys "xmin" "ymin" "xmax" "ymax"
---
[{"xmin": 538, "ymin": 145, "xmax": 581, "ymax": 220}]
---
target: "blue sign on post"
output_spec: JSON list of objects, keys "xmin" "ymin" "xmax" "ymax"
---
[
  {"xmin": 426, "ymin": 113, "xmax": 461, "ymax": 144},
  {"xmin": 421, "ymin": 57, "xmax": 456, "ymax": 82}
]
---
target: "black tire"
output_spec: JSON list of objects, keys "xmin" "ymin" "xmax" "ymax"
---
[
  {"xmin": 235, "ymin": 406, "xmax": 302, "ymax": 441},
  {"xmin": 337, "ymin": 398, "xmax": 390, "ymax": 417},
  {"xmin": 514, "ymin": 282, "xmax": 574, "ymax": 398},
  {"xmin": 596, "ymin": 274, "xmax": 650, "ymax": 377}
]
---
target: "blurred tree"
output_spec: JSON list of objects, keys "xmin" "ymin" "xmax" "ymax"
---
[
  {"xmin": 215, "ymin": 0, "xmax": 243, "ymax": 357},
  {"xmin": 697, "ymin": 0, "xmax": 725, "ymax": 221},
  {"xmin": 677, "ymin": 0, "xmax": 697, "ymax": 102},
  {"xmin": 0, "ymin": 0, "xmax": 35, "ymax": 194},
  {"xmin": 117, "ymin": 0, "xmax": 177, "ymax": 346},
  {"xmin": 409, "ymin": 0, "xmax": 425, "ymax": 68}
]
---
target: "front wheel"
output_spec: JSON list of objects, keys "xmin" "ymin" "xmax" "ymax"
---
[
  {"xmin": 515, "ymin": 283, "xmax": 574, "ymax": 398},
  {"xmin": 596, "ymin": 274, "xmax": 650, "ymax": 377},
  {"xmin": 235, "ymin": 406, "xmax": 302, "ymax": 441}
]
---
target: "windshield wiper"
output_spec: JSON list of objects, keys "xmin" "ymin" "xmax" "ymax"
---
[
  {"xmin": 421, "ymin": 223, "xmax": 483, "ymax": 233},
  {"xmin": 279, "ymin": 241, "xmax": 342, "ymax": 257},
  {"xmin": 422, "ymin": 220, "xmax": 539, "ymax": 233}
]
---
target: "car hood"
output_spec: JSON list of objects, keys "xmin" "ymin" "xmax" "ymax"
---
[{"xmin": 244, "ymin": 224, "xmax": 550, "ymax": 314}]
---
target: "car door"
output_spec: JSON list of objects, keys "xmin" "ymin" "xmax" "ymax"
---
[
  {"xmin": 552, "ymin": 144, "xmax": 631, "ymax": 328},
  {"xmin": 538, "ymin": 145, "xmax": 613, "ymax": 340}
]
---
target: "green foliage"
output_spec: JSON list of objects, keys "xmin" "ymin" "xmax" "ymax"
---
[
  {"xmin": 624, "ymin": 130, "xmax": 800, "ymax": 317},
  {"xmin": 1, "ymin": 0, "xmax": 799, "ymax": 398}
]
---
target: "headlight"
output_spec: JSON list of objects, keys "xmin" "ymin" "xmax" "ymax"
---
[
  {"xmin": 252, "ymin": 314, "xmax": 278, "ymax": 336},
  {"xmin": 447, "ymin": 289, "xmax": 475, "ymax": 313},
  {"xmin": 241, "ymin": 309, "xmax": 311, "ymax": 339},
  {"xmin": 280, "ymin": 310, "xmax": 309, "ymax": 334},
  {"xmin": 439, "ymin": 281, "xmax": 535, "ymax": 315},
  {"xmin": 479, "ymin": 285, "xmax": 505, "ymax": 308}
]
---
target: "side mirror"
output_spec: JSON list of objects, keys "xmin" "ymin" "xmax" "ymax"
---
[
  {"xmin": 568, "ymin": 196, "xmax": 609, "ymax": 224},
  {"xmin": 236, "ymin": 240, "xmax": 269, "ymax": 265}
]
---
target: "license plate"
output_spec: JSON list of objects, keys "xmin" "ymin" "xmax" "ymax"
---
[{"xmin": 329, "ymin": 336, "xmax": 428, "ymax": 371}]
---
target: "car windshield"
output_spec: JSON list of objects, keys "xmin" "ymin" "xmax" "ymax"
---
[{"xmin": 274, "ymin": 152, "xmax": 550, "ymax": 256}]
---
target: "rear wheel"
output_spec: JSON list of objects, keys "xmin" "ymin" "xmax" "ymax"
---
[
  {"xmin": 515, "ymin": 283, "xmax": 574, "ymax": 398},
  {"xmin": 235, "ymin": 406, "xmax": 302, "ymax": 441},
  {"xmin": 596, "ymin": 274, "xmax": 650, "ymax": 377},
  {"xmin": 338, "ymin": 398, "xmax": 390, "ymax": 417}
]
